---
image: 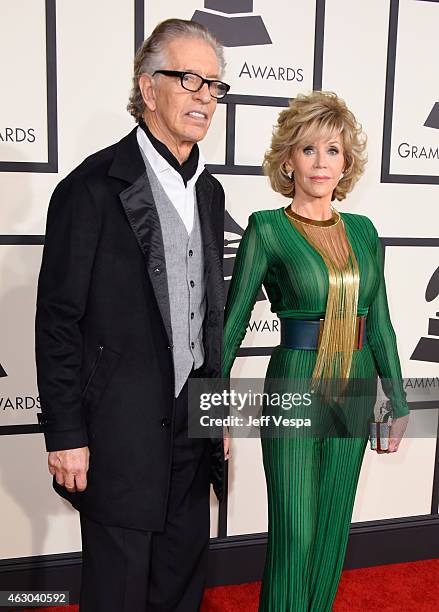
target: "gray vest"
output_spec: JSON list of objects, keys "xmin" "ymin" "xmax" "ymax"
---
[{"xmin": 142, "ymin": 157, "xmax": 206, "ymax": 397}]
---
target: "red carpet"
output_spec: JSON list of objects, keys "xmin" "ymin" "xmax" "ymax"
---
[{"xmin": 16, "ymin": 558, "xmax": 439, "ymax": 612}]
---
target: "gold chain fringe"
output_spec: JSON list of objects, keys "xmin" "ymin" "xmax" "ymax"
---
[{"xmin": 285, "ymin": 206, "xmax": 360, "ymax": 397}]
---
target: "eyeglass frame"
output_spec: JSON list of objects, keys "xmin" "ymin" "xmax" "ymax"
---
[{"xmin": 152, "ymin": 70, "xmax": 230, "ymax": 99}]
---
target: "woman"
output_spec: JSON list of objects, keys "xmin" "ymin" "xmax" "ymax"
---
[{"xmin": 222, "ymin": 91, "xmax": 409, "ymax": 611}]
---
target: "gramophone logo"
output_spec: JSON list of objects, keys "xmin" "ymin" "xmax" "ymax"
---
[
  {"xmin": 223, "ymin": 210, "xmax": 279, "ymax": 346},
  {"xmin": 411, "ymin": 266, "xmax": 439, "ymax": 363},
  {"xmin": 141, "ymin": 1, "xmax": 321, "ymax": 99},
  {"xmin": 192, "ymin": 0, "xmax": 272, "ymax": 47},
  {"xmin": 224, "ymin": 211, "xmax": 265, "ymax": 303},
  {"xmin": 424, "ymin": 102, "xmax": 439, "ymax": 129}
]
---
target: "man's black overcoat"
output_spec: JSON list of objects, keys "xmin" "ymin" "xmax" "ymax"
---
[{"xmin": 35, "ymin": 127, "xmax": 225, "ymax": 531}]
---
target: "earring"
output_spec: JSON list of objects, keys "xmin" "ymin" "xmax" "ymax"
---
[
  {"xmin": 283, "ymin": 163, "xmax": 293, "ymax": 180},
  {"xmin": 340, "ymin": 172, "xmax": 345, "ymax": 180}
]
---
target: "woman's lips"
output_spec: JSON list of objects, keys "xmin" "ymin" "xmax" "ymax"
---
[{"xmin": 309, "ymin": 176, "xmax": 331, "ymax": 182}]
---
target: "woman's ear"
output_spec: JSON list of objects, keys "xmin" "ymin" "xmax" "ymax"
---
[{"xmin": 285, "ymin": 149, "xmax": 296, "ymax": 174}]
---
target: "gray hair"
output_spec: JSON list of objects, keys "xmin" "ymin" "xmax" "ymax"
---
[{"xmin": 127, "ymin": 18, "xmax": 226, "ymax": 122}]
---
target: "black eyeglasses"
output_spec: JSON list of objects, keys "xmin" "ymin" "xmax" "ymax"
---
[{"xmin": 152, "ymin": 70, "xmax": 230, "ymax": 99}]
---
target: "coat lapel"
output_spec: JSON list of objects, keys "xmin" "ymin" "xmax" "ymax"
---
[
  {"xmin": 109, "ymin": 129, "xmax": 173, "ymax": 345},
  {"xmin": 108, "ymin": 130, "xmax": 224, "ymax": 362}
]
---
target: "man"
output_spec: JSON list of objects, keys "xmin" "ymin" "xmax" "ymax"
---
[{"xmin": 36, "ymin": 18, "xmax": 229, "ymax": 611}]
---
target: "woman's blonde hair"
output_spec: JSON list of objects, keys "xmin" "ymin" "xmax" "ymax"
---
[{"xmin": 263, "ymin": 91, "xmax": 367, "ymax": 201}]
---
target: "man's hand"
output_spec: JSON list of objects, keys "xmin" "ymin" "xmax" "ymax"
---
[
  {"xmin": 376, "ymin": 414, "xmax": 409, "ymax": 454},
  {"xmin": 48, "ymin": 447, "xmax": 90, "ymax": 492}
]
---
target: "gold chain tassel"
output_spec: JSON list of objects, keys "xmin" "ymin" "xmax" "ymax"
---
[{"xmin": 285, "ymin": 208, "xmax": 360, "ymax": 400}]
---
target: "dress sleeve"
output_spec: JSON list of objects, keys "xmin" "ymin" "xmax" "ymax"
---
[
  {"xmin": 366, "ymin": 222, "xmax": 409, "ymax": 418},
  {"xmin": 222, "ymin": 213, "xmax": 269, "ymax": 377}
]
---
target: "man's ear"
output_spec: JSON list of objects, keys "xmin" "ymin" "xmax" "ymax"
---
[{"xmin": 139, "ymin": 73, "xmax": 157, "ymax": 112}]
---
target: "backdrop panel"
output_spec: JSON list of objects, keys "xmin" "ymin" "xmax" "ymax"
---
[
  {"xmin": 0, "ymin": 434, "xmax": 80, "ymax": 560},
  {"xmin": 0, "ymin": 0, "xmax": 49, "ymax": 166},
  {"xmin": 0, "ymin": 246, "xmax": 42, "ymax": 427},
  {"xmin": 384, "ymin": 0, "xmax": 439, "ymax": 183}
]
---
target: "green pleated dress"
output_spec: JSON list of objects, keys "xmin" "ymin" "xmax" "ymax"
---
[{"xmin": 222, "ymin": 207, "xmax": 409, "ymax": 612}]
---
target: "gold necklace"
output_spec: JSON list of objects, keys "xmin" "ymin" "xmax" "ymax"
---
[{"xmin": 284, "ymin": 204, "xmax": 340, "ymax": 227}]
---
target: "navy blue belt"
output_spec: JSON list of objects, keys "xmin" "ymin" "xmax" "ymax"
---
[{"xmin": 280, "ymin": 316, "xmax": 367, "ymax": 351}]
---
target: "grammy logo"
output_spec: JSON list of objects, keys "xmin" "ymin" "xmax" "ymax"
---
[
  {"xmin": 192, "ymin": 0, "xmax": 272, "ymax": 47},
  {"xmin": 424, "ymin": 102, "xmax": 439, "ymax": 129},
  {"xmin": 411, "ymin": 266, "xmax": 439, "ymax": 363},
  {"xmin": 223, "ymin": 210, "xmax": 265, "ymax": 303}
]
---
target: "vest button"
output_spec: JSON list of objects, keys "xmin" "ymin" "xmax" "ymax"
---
[
  {"xmin": 153, "ymin": 267, "xmax": 161, "ymax": 275},
  {"xmin": 190, "ymin": 280, "xmax": 195, "ymax": 288},
  {"xmin": 167, "ymin": 344, "xmax": 173, "ymax": 350},
  {"xmin": 190, "ymin": 312, "xmax": 194, "ymax": 319},
  {"xmin": 191, "ymin": 341, "xmax": 195, "ymax": 349},
  {"xmin": 161, "ymin": 417, "xmax": 170, "ymax": 428},
  {"xmin": 188, "ymin": 249, "xmax": 193, "ymax": 257}
]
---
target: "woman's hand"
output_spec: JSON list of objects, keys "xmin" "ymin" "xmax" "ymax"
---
[{"xmin": 376, "ymin": 414, "xmax": 409, "ymax": 453}]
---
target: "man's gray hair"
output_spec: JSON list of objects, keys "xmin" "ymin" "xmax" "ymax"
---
[{"xmin": 127, "ymin": 18, "xmax": 226, "ymax": 122}]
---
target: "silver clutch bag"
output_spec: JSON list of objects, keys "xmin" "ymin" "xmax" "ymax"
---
[{"xmin": 370, "ymin": 401, "xmax": 392, "ymax": 451}]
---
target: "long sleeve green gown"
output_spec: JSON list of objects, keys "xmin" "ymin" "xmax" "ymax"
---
[{"xmin": 222, "ymin": 207, "xmax": 409, "ymax": 612}]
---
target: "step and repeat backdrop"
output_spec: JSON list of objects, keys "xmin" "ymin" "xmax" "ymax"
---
[{"xmin": 1, "ymin": 0, "xmax": 438, "ymax": 560}]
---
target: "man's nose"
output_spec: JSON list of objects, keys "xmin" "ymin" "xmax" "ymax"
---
[{"xmin": 194, "ymin": 82, "xmax": 212, "ymax": 104}]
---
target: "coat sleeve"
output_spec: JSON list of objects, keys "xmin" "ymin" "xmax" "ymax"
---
[
  {"xmin": 215, "ymin": 180, "xmax": 225, "ymax": 261},
  {"xmin": 366, "ymin": 220, "xmax": 409, "ymax": 418},
  {"xmin": 222, "ymin": 213, "xmax": 268, "ymax": 377},
  {"xmin": 35, "ymin": 175, "xmax": 101, "ymax": 451}
]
